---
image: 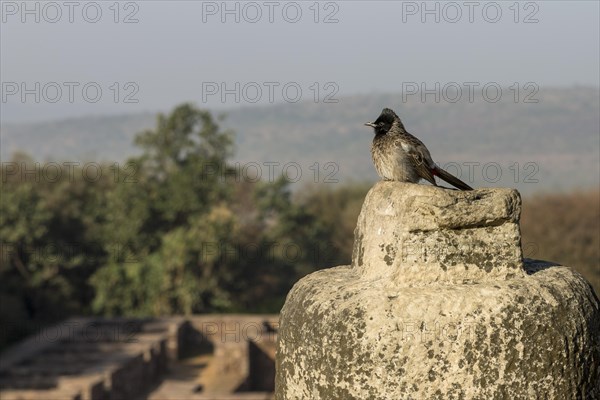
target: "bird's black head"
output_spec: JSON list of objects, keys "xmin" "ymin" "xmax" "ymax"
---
[{"xmin": 365, "ymin": 108, "xmax": 400, "ymax": 135}]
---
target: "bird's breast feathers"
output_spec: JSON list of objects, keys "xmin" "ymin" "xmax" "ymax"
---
[{"xmin": 371, "ymin": 136, "xmax": 420, "ymax": 182}]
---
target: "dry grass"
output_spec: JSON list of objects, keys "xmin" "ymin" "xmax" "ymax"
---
[{"xmin": 520, "ymin": 189, "xmax": 600, "ymax": 295}]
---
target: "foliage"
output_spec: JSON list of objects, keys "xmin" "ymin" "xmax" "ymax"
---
[
  {"xmin": 0, "ymin": 104, "xmax": 340, "ymax": 349},
  {"xmin": 1, "ymin": 152, "xmax": 114, "ymax": 348},
  {"xmin": 1, "ymin": 103, "xmax": 598, "ymax": 351}
]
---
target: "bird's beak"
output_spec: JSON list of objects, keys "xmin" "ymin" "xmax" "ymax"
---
[{"xmin": 364, "ymin": 122, "xmax": 377, "ymax": 128}]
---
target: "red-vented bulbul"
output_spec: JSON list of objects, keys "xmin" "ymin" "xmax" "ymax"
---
[{"xmin": 365, "ymin": 108, "xmax": 473, "ymax": 191}]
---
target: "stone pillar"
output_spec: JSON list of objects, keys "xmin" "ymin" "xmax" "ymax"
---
[{"xmin": 276, "ymin": 182, "xmax": 600, "ymax": 399}]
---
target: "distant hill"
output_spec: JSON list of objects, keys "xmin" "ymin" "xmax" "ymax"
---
[{"xmin": 2, "ymin": 87, "xmax": 598, "ymax": 195}]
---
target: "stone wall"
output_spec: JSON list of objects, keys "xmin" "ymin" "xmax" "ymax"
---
[
  {"xmin": 0, "ymin": 317, "xmax": 178, "ymax": 400},
  {"xmin": 0, "ymin": 315, "xmax": 279, "ymax": 400}
]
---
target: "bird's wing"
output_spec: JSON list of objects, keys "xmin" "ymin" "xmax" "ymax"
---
[{"xmin": 400, "ymin": 140, "xmax": 437, "ymax": 186}]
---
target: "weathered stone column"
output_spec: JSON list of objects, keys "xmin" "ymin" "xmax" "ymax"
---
[{"xmin": 276, "ymin": 182, "xmax": 600, "ymax": 399}]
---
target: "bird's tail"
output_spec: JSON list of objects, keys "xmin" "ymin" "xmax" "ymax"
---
[{"xmin": 433, "ymin": 166, "xmax": 473, "ymax": 191}]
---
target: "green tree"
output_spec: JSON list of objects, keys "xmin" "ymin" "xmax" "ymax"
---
[
  {"xmin": 0, "ymin": 153, "xmax": 114, "ymax": 349},
  {"xmin": 91, "ymin": 103, "xmax": 240, "ymax": 315}
]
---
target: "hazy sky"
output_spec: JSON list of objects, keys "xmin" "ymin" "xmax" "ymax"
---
[{"xmin": 1, "ymin": 0, "xmax": 599, "ymax": 123}]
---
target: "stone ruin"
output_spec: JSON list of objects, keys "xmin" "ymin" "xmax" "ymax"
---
[
  {"xmin": 0, "ymin": 315, "xmax": 278, "ymax": 400},
  {"xmin": 276, "ymin": 182, "xmax": 600, "ymax": 399}
]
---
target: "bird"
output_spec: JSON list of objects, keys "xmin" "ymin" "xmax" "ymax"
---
[{"xmin": 365, "ymin": 108, "xmax": 473, "ymax": 191}]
